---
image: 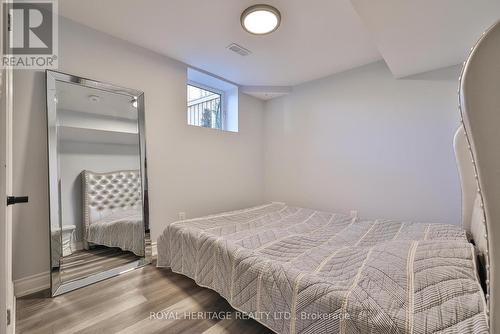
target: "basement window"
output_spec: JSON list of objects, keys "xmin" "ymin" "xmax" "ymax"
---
[
  {"xmin": 187, "ymin": 84, "xmax": 223, "ymax": 129},
  {"xmin": 187, "ymin": 68, "xmax": 238, "ymax": 132}
]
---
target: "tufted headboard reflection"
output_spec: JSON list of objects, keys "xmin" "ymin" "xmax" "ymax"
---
[{"xmin": 81, "ymin": 169, "xmax": 142, "ymax": 249}]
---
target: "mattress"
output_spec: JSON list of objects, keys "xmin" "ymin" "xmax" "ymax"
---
[
  {"xmin": 87, "ymin": 208, "xmax": 144, "ymax": 256},
  {"xmin": 157, "ymin": 203, "xmax": 488, "ymax": 334}
]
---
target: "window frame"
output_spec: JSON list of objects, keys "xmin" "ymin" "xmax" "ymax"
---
[{"xmin": 187, "ymin": 80, "xmax": 226, "ymax": 131}]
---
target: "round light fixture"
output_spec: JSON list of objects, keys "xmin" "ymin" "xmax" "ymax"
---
[
  {"xmin": 88, "ymin": 95, "xmax": 100, "ymax": 103},
  {"xmin": 241, "ymin": 4, "xmax": 281, "ymax": 35}
]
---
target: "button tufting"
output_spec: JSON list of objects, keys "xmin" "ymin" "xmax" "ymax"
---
[{"xmin": 85, "ymin": 170, "xmax": 142, "ymax": 225}]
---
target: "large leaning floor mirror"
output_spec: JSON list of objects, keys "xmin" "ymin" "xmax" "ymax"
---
[{"xmin": 46, "ymin": 71, "xmax": 150, "ymax": 296}]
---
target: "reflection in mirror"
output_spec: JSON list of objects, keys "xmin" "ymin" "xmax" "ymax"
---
[{"xmin": 46, "ymin": 71, "xmax": 149, "ymax": 296}]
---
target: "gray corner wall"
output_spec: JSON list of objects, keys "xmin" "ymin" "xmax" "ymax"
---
[{"xmin": 264, "ymin": 61, "xmax": 462, "ymax": 225}]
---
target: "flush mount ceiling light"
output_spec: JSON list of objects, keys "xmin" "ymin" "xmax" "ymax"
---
[
  {"xmin": 88, "ymin": 95, "xmax": 100, "ymax": 103},
  {"xmin": 241, "ymin": 4, "xmax": 281, "ymax": 35}
]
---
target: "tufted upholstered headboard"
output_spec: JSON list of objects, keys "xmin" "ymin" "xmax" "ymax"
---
[
  {"xmin": 458, "ymin": 19, "xmax": 500, "ymax": 332},
  {"xmin": 454, "ymin": 126, "xmax": 488, "ymax": 253},
  {"xmin": 454, "ymin": 125, "xmax": 488, "ymax": 286},
  {"xmin": 81, "ymin": 169, "xmax": 142, "ymax": 249}
]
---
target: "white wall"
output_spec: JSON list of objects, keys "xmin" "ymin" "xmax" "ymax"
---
[
  {"xmin": 12, "ymin": 17, "xmax": 265, "ymax": 281},
  {"xmin": 264, "ymin": 61, "xmax": 462, "ymax": 225}
]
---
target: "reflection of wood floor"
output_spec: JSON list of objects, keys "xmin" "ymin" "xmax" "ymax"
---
[
  {"xmin": 17, "ymin": 263, "xmax": 272, "ymax": 334},
  {"xmin": 59, "ymin": 247, "xmax": 140, "ymax": 283}
]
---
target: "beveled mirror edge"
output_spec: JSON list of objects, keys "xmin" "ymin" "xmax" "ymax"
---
[
  {"xmin": 52, "ymin": 258, "xmax": 150, "ymax": 297},
  {"xmin": 45, "ymin": 70, "xmax": 151, "ymax": 297}
]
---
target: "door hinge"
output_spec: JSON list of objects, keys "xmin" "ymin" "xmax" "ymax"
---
[
  {"xmin": 6, "ymin": 309, "xmax": 10, "ymax": 326},
  {"xmin": 7, "ymin": 13, "xmax": 11, "ymax": 32}
]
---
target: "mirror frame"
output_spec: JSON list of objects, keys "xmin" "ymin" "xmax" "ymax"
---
[{"xmin": 45, "ymin": 70, "xmax": 151, "ymax": 296}]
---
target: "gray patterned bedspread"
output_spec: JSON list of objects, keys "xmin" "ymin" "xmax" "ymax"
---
[
  {"xmin": 87, "ymin": 209, "xmax": 144, "ymax": 256},
  {"xmin": 157, "ymin": 203, "xmax": 488, "ymax": 333}
]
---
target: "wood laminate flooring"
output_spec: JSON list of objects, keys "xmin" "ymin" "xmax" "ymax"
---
[
  {"xmin": 16, "ymin": 263, "xmax": 273, "ymax": 334},
  {"xmin": 59, "ymin": 247, "xmax": 141, "ymax": 283}
]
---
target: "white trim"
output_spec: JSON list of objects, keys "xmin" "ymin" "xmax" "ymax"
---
[
  {"xmin": 187, "ymin": 81, "xmax": 224, "ymax": 104},
  {"xmin": 14, "ymin": 272, "xmax": 50, "ymax": 297},
  {"xmin": 151, "ymin": 241, "xmax": 157, "ymax": 257}
]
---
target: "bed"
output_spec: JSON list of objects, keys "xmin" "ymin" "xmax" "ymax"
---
[
  {"xmin": 158, "ymin": 20, "xmax": 500, "ymax": 333},
  {"xmin": 82, "ymin": 169, "xmax": 144, "ymax": 256},
  {"xmin": 158, "ymin": 203, "xmax": 488, "ymax": 333}
]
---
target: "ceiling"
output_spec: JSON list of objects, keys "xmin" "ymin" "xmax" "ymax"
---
[
  {"xmin": 56, "ymin": 81, "xmax": 137, "ymax": 119},
  {"xmin": 59, "ymin": 0, "xmax": 500, "ymax": 88},
  {"xmin": 351, "ymin": 0, "xmax": 500, "ymax": 78},
  {"xmin": 58, "ymin": 0, "xmax": 381, "ymax": 86}
]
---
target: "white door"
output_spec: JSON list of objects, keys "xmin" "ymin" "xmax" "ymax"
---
[{"xmin": 1, "ymin": 1, "xmax": 15, "ymax": 332}]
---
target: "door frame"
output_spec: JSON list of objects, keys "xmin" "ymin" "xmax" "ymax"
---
[{"xmin": 1, "ymin": 0, "xmax": 15, "ymax": 332}]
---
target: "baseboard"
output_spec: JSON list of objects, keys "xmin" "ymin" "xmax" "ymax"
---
[{"xmin": 14, "ymin": 271, "xmax": 50, "ymax": 297}]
